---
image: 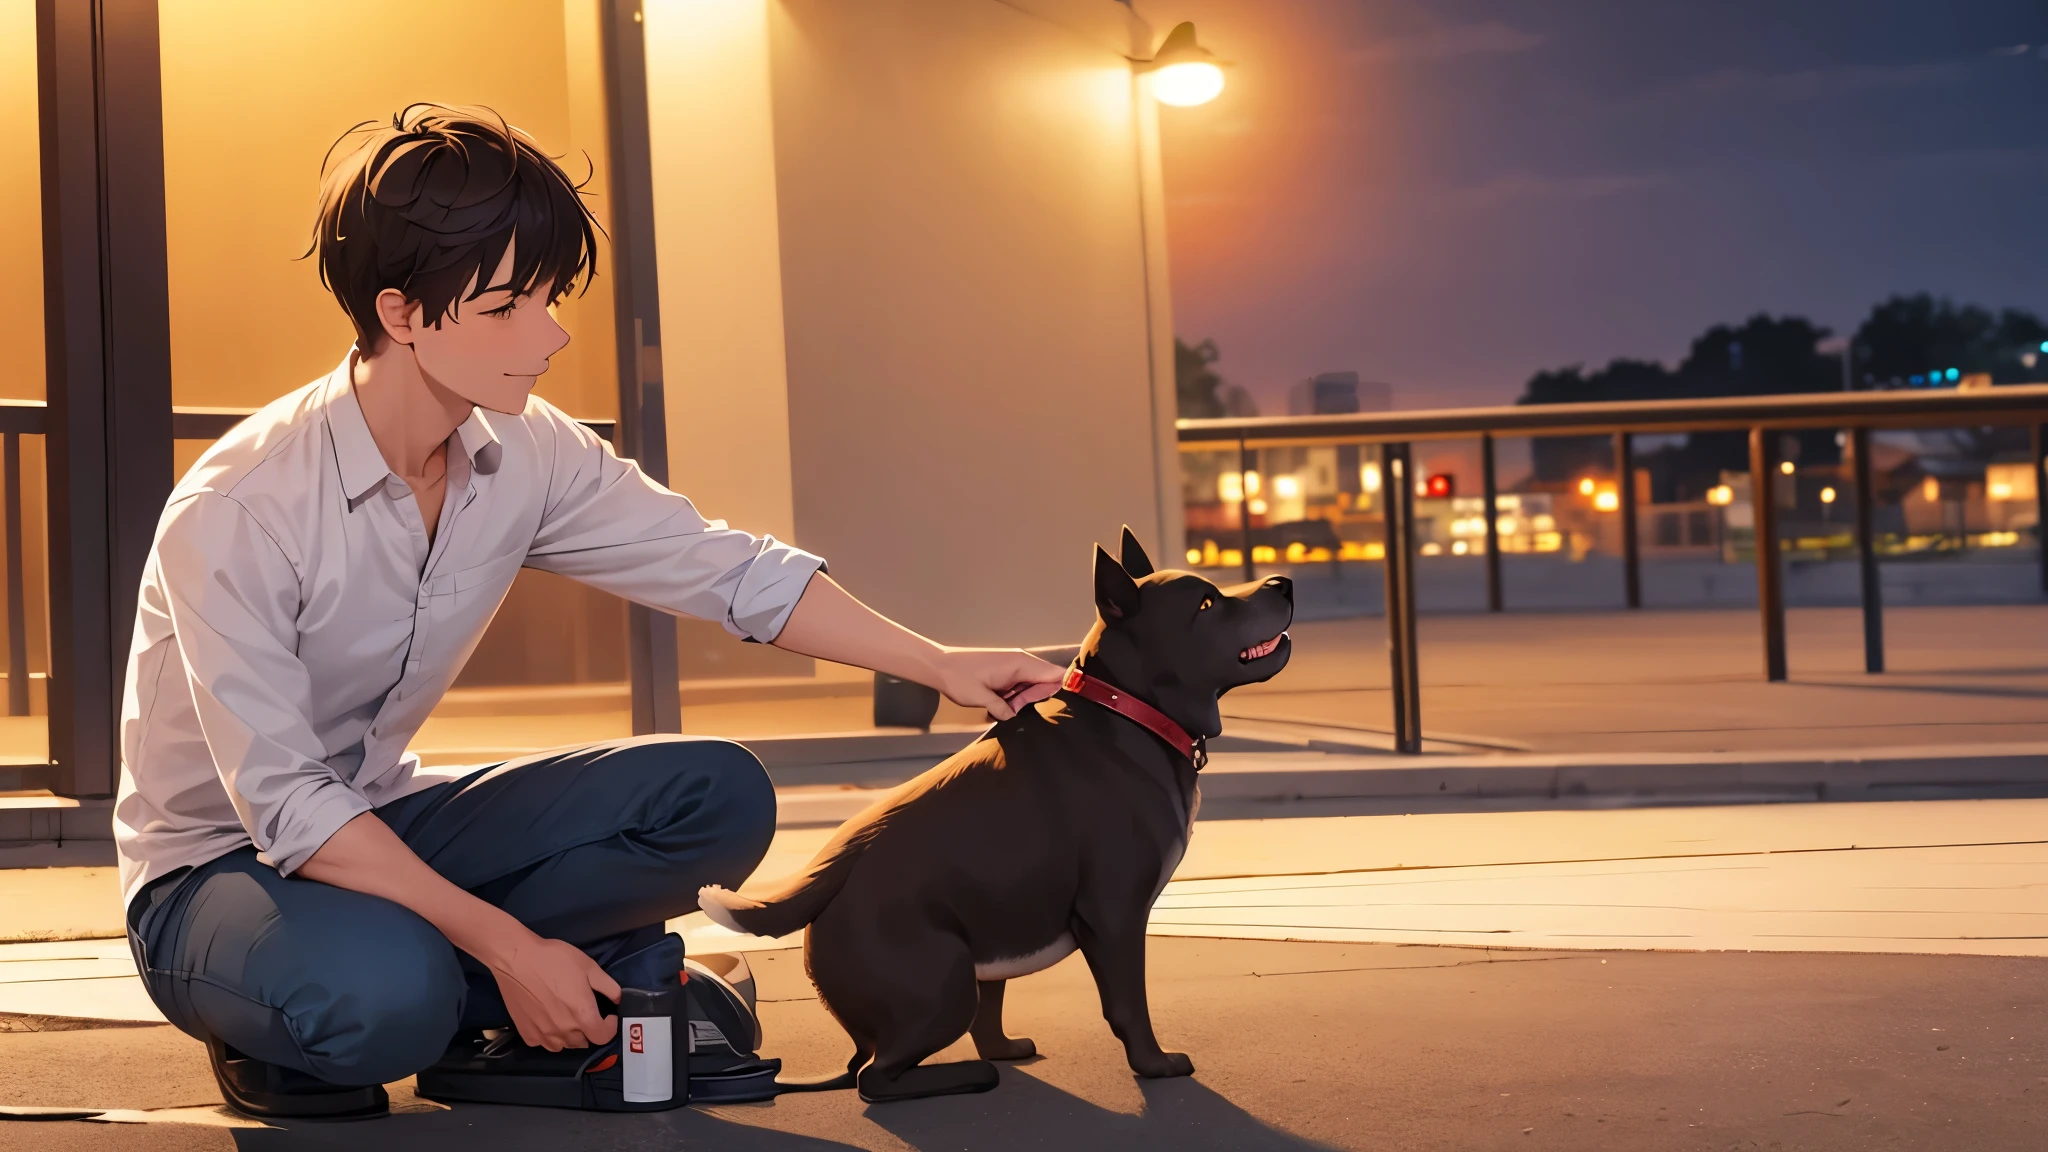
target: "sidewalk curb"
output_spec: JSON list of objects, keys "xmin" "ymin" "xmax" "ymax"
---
[
  {"xmin": 769, "ymin": 742, "xmax": 2048, "ymax": 827},
  {"xmin": 1195, "ymin": 742, "xmax": 2048, "ymax": 805}
]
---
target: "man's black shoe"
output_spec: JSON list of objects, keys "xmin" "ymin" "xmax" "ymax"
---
[{"xmin": 205, "ymin": 1038, "xmax": 390, "ymax": 1121}]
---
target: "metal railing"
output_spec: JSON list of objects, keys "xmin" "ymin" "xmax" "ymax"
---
[
  {"xmin": 0, "ymin": 401, "xmax": 616, "ymax": 731},
  {"xmin": 1179, "ymin": 384, "xmax": 2048, "ymax": 753}
]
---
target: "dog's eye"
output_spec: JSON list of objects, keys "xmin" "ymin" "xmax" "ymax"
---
[{"xmin": 1198, "ymin": 597, "xmax": 1214, "ymax": 611}]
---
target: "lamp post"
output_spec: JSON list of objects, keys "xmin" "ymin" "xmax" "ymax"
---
[{"xmin": 1135, "ymin": 22, "xmax": 1228, "ymax": 107}]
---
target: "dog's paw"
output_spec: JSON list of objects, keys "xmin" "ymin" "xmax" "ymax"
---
[
  {"xmin": 1130, "ymin": 1050, "xmax": 1195, "ymax": 1079},
  {"xmin": 974, "ymin": 1035, "xmax": 1037, "ymax": 1061}
]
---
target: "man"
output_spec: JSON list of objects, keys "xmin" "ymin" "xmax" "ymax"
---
[{"xmin": 115, "ymin": 104, "xmax": 1062, "ymax": 1120}]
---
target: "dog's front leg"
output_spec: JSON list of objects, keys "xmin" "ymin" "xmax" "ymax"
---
[{"xmin": 1072, "ymin": 913, "xmax": 1192, "ymax": 1078}]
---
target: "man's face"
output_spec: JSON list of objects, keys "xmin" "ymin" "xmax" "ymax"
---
[{"xmin": 401, "ymin": 243, "xmax": 571, "ymax": 415}]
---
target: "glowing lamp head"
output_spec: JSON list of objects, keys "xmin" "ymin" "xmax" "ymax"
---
[{"xmin": 1143, "ymin": 22, "xmax": 1227, "ymax": 108}]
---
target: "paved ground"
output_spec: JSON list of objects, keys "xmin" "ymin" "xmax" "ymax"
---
[
  {"xmin": 5, "ymin": 936, "xmax": 2046, "ymax": 1151},
  {"xmin": 1230, "ymin": 604, "xmax": 2048, "ymax": 753}
]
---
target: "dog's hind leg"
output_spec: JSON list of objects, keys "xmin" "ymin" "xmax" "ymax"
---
[
  {"xmin": 853, "ymin": 950, "xmax": 998, "ymax": 1103},
  {"xmin": 970, "ymin": 980, "xmax": 1036, "ymax": 1061}
]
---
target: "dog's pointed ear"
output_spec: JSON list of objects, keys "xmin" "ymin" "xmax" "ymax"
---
[
  {"xmin": 1094, "ymin": 544, "xmax": 1143, "ymax": 622},
  {"xmin": 1118, "ymin": 525, "xmax": 1155, "ymax": 578}
]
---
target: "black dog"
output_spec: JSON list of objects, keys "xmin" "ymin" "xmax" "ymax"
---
[{"xmin": 700, "ymin": 528, "xmax": 1293, "ymax": 1102}]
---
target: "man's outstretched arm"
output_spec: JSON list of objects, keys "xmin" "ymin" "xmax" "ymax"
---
[{"xmin": 769, "ymin": 572, "xmax": 1063, "ymax": 719}]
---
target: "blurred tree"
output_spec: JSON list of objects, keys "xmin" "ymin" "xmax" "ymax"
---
[
  {"xmin": 1176, "ymin": 337, "xmax": 1226, "ymax": 419},
  {"xmin": 1850, "ymin": 294, "xmax": 2048, "ymax": 387}
]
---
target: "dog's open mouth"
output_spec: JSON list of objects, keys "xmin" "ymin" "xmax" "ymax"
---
[{"xmin": 1239, "ymin": 631, "xmax": 1287, "ymax": 663}]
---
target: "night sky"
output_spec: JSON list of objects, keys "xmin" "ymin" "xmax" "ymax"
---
[{"xmin": 1140, "ymin": 0, "xmax": 2048, "ymax": 413}]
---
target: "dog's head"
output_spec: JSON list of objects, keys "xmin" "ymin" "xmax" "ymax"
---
[{"xmin": 1078, "ymin": 526, "xmax": 1293, "ymax": 743}]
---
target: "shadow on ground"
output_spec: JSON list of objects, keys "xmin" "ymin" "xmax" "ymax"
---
[{"xmin": 860, "ymin": 1068, "xmax": 1334, "ymax": 1152}]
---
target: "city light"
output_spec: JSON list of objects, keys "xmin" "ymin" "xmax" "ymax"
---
[
  {"xmin": 1593, "ymin": 490, "xmax": 1620, "ymax": 512},
  {"xmin": 1360, "ymin": 462, "xmax": 1382, "ymax": 493},
  {"xmin": 1778, "ymin": 460, "xmax": 1795, "ymax": 475},
  {"xmin": 1272, "ymin": 474, "xmax": 1300, "ymax": 499},
  {"xmin": 1218, "ymin": 472, "xmax": 1243, "ymax": 502},
  {"xmin": 1186, "ymin": 549, "xmax": 1203, "ymax": 564},
  {"xmin": 1244, "ymin": 470, "xmax": 1262, "ymax": 498},
  {"xmin": 1577, "ymin": 478, "xmax": 1596, "ymax": 496},
  {"xmin": 1820, "ymin": 487, "xmax": 1837, "ymax": 504},
  {"xmin": 1706, "ymin": 485, "xmax": 1734, "ymax": 506},
  {"xmin": 2041, "ymin": 341, "xmax": 2048, "ymax": 353},
  {"xmin": 1247, "ymin": 498, "xmax": 1268, "ymax": 515},
  {"xmin": 1497, "ymin": 515, "xmax": 1519, "ymax": 535},
  {"xmin": 1451, "ymin": 540, "xmax": 1470, "ymax": 556},
  {"xmin": 1921, "ymin": 476, "xmax": 1940, "ymax": 503},
  {"xmin": 1989, "ymin": 481, "xmax": 2013, "ymax": 500}
]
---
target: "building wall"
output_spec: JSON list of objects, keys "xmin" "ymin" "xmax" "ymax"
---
[
  {"xmin": 1, "ymin": 0, "xmax": 42, "ymax": 403},
  {"xmin": 154, "ymin": 0, "xmax": 614, "ymax": 420},
  {"xmin": 767, "ymin": 0, "xmax": 1169, "ymax": 647}
]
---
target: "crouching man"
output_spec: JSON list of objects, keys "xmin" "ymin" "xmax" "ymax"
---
[{"xmin": 114, "ymin": 103, "xmax": 1060, "ymax": 1120}]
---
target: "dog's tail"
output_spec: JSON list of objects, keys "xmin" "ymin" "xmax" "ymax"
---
[{"xmin": 697, "ymin": 819, "xmax": 879, "ymax": 939}]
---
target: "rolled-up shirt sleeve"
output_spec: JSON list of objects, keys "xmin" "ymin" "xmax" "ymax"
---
[
  {"xmin": 523, "ymin": 406, "xmax": 826, "ymax": 642},
  {"xmin": 155, "ymin": 493, "xmax": 373, "ymax": 875}
]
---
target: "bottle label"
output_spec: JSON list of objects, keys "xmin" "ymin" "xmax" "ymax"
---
[{"xmin": 621, "ymin": 1016, "xmax": 672, "ymax": 1103}]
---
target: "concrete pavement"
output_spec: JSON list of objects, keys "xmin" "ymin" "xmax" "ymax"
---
[{"xmin": 6, "ymin": 936, "xmax": 2047, "ymax": 1150}]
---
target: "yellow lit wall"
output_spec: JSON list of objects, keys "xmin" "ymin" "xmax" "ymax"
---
[
  {"xmin": 155, "ymin": 0, "xmax": 613, "ymax": 419},
  {"xmin": 768, "ymin": 0, "xmax": 1173, "ymax": 646},
  {"xmin": 0, "ymin": 0, "xmax": 43, "ymax": 402}
]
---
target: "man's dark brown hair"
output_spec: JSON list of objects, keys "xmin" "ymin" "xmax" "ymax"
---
[{"xmin": 311, "ymin": 103, "xmax": 601, "ymax": 353}]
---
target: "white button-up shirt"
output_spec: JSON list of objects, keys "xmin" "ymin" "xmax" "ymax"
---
[{"xmin": 113, "ymin": 354, "xmax": 825, "ymax": 907}]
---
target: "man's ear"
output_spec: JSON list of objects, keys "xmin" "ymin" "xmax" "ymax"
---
[
  {"xmin": 1118, "ymin": 525, "xmax": 1155, "ymax": 578},
  {"xmin": 1093, "ymin": 544, "xmax": 1143, "ymax": 622},
  {"xmin": 374, "ymin": 288, "xmax": 422, "ymax": 349}
]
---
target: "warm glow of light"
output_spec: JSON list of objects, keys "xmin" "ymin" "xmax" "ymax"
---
[
  {"xmin": 1820, "ymin": 487, "xmax": 1837, "ymax": 504},
  {"xmin": 1151, "ymin": 61, "xmax": 1225, "ymax": 107},
  {"xmin": 1272, "ymin": 474, "xmax": 1300, "ymax": 499},
  {"xmin": 1284, "ymin": 541, "xmax": 1307, "ymax": 563},
  {"xmin": 1186, "ymin": 549, "xmax": 1203, "ymax": 564},
  {"xmin": 1497, "ymin": 516, "xmax": 1519, "ymax": 535},
  {"xmin": 1577, "ymin": 478, "xmax": 1596, "ymax": 496},
  {"xmin": 1593, "ymin": 490, "xmax": 1620, "ymax": 512},
  {"xmin": 1534, "ymin": 531, "xmax": 1563, "ymax": 552},
  {"xmin": 1779, "ymin": 460, "xmax": 1796, "ymax": 475},
  {"xmin": 1922, "ymin": 476, "xmax": 1940, "ymax": 503},
  {"xmin": 1247, "ymin": 498, "xmax": 1268, "ymax": 515},
  {"xmin": 1360, "ymin": 462, "xmax": 1382, "ymax": 493},
  {"xmin": 1989, "ymin": 481, "xmax": 2014, "ymax": 500},
  {"xmin": 1451, "ymin": 540, "xmax": 1469, "ymax": 556},
  {"xmin": 1420, "ymin": 542, "xmax": 1443, "ymax": 556},
  {"xmin": 1532, "ymin": 514, "xmax": 1556, "ymax": 533},
  {"xmin": 1243, "ymin": 470, "xmax": 1262, "ymax": 497},
  {"xmin": 1706, "ymin": 485, "xmax": 1734, "ymax": 506},
  {"xmin": 1251, "ymin": 544, "xmax": 1278, "ymax": 564}
]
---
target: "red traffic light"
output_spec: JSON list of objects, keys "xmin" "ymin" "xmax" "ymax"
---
[{"xmin": 1425, "ymin": 474, "xmax": 1454, "ymax": 498}]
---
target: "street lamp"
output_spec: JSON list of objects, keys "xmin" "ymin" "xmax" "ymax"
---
[{"xmin": 1139, "ymin": 22, "xmax": 1227, "ymax": 107}]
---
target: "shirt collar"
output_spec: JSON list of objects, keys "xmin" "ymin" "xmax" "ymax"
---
[{"xmin": 325, "ymin": 348, "xmax": 505, "ymax": 502}]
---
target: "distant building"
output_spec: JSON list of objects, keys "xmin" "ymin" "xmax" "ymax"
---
[
  {"xmin": 1286, "ymin": 372, "xmax": 1389, "ymax": 496},
  {"xmin": 1288, "ymin": 372, "xmax": 1392, "ymax": 416}
]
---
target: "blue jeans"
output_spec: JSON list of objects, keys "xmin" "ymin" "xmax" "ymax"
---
[{"xmin": 125, "ymin": 736, "xmax": 776, "ymax": 1087}]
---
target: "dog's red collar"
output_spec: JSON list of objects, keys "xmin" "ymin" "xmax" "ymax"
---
[{"xmin": 1060, "ymin": 667, "xmax": 1206, "ymax": 768}]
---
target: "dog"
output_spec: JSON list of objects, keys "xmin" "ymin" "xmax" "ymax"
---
[{"xmin": 699, "ymin": 527, "xmax": 1293, "ymax": 1102}]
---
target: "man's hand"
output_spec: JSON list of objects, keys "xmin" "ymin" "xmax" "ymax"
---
[
  {"xmin": 298, "ymin": 815, "xmax": 622, "ymax": 1053},
  {"xmin": 489, "ymin": 932, "xmax": 622, "ymax": 1052},
  {"xmin": 933, "ymin": 647, "xmax": 1065, "ymax": 720},
  {"xmin": 772, "ymin": 574, "xmax": 1065, "ymax": 719}
]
